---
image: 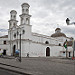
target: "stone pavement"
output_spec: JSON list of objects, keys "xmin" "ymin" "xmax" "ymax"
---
[{"xmin": 0, "ymin": 57, "xmax": 75, "ymax": 75}]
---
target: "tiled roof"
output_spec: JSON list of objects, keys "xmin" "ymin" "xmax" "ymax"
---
[
  {"xmin": 55, "ymin": 28, "xmax": 61, "ymax": 31},
  {"xmin": 0, "ymin": 35, "xmax": 8, "ymax": 38},
  {"xmin": 51, "ymin": 32, "xmax": 66, "ymax": 37}
]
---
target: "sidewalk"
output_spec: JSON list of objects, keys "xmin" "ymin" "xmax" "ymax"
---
[
  {"xmin": 0, "ymin": 57, "xmax": 75, "ymax": 75},
  {"xmin": 0, "ymin": 57, "xmax": 32, "ymax": 75},
  {"xmin": 2, "ymin": 55, "xmax": 15, "ymax": 59}
]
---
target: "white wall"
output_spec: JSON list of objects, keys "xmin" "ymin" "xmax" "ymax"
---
[
  {"xmin": 0, "ymin": 38, "xmax": 9, "ymax": 55},
  {"xmin": 21, "ymin": 40, "xmax": 46, "ymax": 57}
]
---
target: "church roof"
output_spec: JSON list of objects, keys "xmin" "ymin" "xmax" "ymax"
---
[
  {"xmin": 51, "ymin": 28, "xmax": 66, "ymax": 37},
  {"xmin": 51, "ymin": 32, "xmax": 66, "ymax": 37},
  {"xmin": 10, "ymin": 10, "xmax": 17, "ymax": 14},
  {"xmin": 55, "ymin": 28, "xmax": 61, "ymax": 31},
  {"xmin": 21, "ymin": 3, "xmax": 30, "ymax": 7},
  {"xmin": 0, "ymin": 35, "xmax": 8, "ymax": 38}
]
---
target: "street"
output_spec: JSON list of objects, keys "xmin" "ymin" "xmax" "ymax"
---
[{"xmin": 0, "ymin": 57, "xmax": 75, "ymax": 75}]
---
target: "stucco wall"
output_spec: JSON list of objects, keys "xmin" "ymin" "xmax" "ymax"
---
[{"xmin": 0, "ymin": 38, "xmax": 9, "ymax": 55}]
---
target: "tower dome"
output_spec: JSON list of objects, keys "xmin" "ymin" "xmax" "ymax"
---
[
  {"xmin": 10, "ymin": 10, "xmax": 17, "ymax": 14},
  {"xmin": 21, "ymin": 3, "xmax": 30, "ymax": 7},
  {"xmin": 51, "ymin": 28, "xmax": 66, "ymax": 37},
  {"xmin": 20, "ymin": 3, "xmax": 31, "ymax": 25},
  {"xmin": 10, "ymin": 10, "xmax": 17, "ymax": 20},
  {"xmin": 21, "ymin": 3, "xmax": 30, "ymax": 14},
  {"xmin": 55, "ymin": 28, "xmax": 61, "ymax": 31},
  {"xmin": 9, "ymin": 10, "xmax": 18, "ymax": 29}
]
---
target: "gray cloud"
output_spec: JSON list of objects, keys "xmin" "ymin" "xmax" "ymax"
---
[
  {"xmin": 0, "ymin": 0, "xmax": 20, "ymax": 8},
  {"xmin": 0, "ymin": 0, "xmax": 75, "ymax": 39}
]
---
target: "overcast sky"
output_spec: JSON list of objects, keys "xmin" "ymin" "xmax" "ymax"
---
[{"xmin": 0, "ymin": 0, "xmax": 75, "ymax": 38}]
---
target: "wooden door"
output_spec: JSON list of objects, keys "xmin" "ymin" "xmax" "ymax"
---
[
  {"xmin": 46, "ymin": 47, "xmax": 50, "ymax": 56},
  {"xmin": 13, "ymin": 45, "xmax": 16, "ymax": 56}
]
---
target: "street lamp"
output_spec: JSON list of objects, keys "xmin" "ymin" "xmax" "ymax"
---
[
  {"xmin": 17, "ymin": 27, "xmax": 24, "ymax": 62},
  {"xmin": 66, "ymin": 40, "xmax": 68, "ymax": 58},
  {"xmin": 66, "ymin": 18, "xmax": 75, "ymax": 25},
  {"xmin": 66, "ymin": 18, "xmax": 70, "ymax": 25},
  {"xmin": 66, "ymin": 18, "xmax": 75, "ymax": 58},
  {"xmin": 19, "ymin": 33, "xmax": 21, "ymax": 62}
]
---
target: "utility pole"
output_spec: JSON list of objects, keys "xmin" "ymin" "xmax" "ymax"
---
[
  {"xmin": 66, "ymin": 40, "xmax": 68, "ymax": 58},
  {"xmin": 73, "ymin": 40, "xmax": 75, "ymax": 57},
  {"xmin": 66, "ymin": 47, "xmax": 67, "ymax": 58},
  {"xmin": 16, "ymin": 26, "xmax": 24, "ymax": 62},
  {"xmin": 19, "ymin": 34, "xmax": 21, "ymax": 62},
  {"xmin": 64, "ymin": 39, "xmax": 68, "ymax": 58},
  {"xmin": 66, "ymin": 18, "xmax": 75, "ymax": 58}
]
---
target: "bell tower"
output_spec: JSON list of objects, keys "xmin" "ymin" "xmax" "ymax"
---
[
  {"xmin": 8, "ymin": 10, "xmax": 18, "ymax": 29},
  {"xmin": 20, "ymin": 3, "xmax": 31, "ymax": 25}
]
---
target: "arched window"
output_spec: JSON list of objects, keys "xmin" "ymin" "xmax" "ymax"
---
[
  {"xmin": 22, "ymin": 9, "xmax": 24, "ymax": 13},
  {"xmin": 63, "ymin": 51, "xmax": 65, "ymax": 53},
  {"xmin": 45, "ymin": 41, "xmax": 49, "ymax": 44},
  {"xmin": 4, "ymin": 41, "xmax": 6, "ymax": 44},
  {"xmin": 21, "ymin": 18, "xmax": 24, "ymax": 24},
  {"xmin": 17, "ymin": 31, "xmax": 19, "ymax": 35},
  {"xmin": 22, "ymin": 30, "xmax": 25, "ymax": 34},
  {"xmin": 14, "ymin": 23, "xmax": 16, "ymax": 26},
  {"xmin": 59, "ymin": 43, "xmax": 61, "ymax": 46},
  {"xmin": 26, "ymin": 18, "xmax": 29, "ymax": 24},
  {"xmin": 14, "ymin": 15, "xmax": 16, "ymax": 18},
  {"xmin": 11, "ymin": 15, "xmax": 12, "ymax": 18},
  {"xmin": 26, "ymin": 9, "xmax": 28, "ymax": 12},
  {"xmin": 10, "ymin": 23, "xmax": 11, "ymax": 26},
  {"xmin": 14, "ymin": 33, "xmax": 16, "ymax": 38}
]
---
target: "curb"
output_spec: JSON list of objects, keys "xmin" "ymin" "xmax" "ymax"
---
[
  {"xmin": 0, "ymin": 62, "xmax": 23, "ymax": 69},
  {"xmin": 0, "ymin": 63, "xmax": 31, "ymax": 75},
  {"xmin": 72, "ymin": 57, "xmax": 75, "ymax": 60},
  {"xmin": 0, "ymin": 66, "xmax": 31, "ymax": 75},
  {"xmin": 1, "ymin": 56, "xmax": 15, "ymax": 59}
]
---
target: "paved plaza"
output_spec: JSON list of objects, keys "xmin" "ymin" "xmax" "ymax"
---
[{"xmin": 0, "ymin": 57, "xmax": 75, "ymax": 75}]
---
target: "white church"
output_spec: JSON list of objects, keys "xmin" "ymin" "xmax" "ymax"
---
[{"xmin": 0, "ymin": 3, "xmax": 73, "ymax": 57}]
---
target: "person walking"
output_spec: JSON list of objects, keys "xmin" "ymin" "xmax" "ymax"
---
[{"xmin": 15, "ymin": 49, "xmax": 20, "ymax": 61}]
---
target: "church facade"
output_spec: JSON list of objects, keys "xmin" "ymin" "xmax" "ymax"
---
[{"xmin": 0, "ymin": 3, "xmax": 73, "ymax": 57}]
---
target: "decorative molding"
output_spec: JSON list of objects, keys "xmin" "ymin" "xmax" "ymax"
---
[{"xmin": 9, "ymin": 39, "xmax": 58, "ymax": 46}]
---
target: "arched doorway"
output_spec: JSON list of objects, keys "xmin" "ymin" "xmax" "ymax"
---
[
  {"xmin": 46, "ymin": 47, "xmax": 50, "ymax": 56},
  {"xmin": 3, "ymin": 49, "xmax": 6, "ymax": 55},
  {"xmin": 69, "ymin": 52, "xmax": 71, "ymax": 57},
  {"xmin": 13, "ymin": 45, "xmax": 16, "ymax": 56}
]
